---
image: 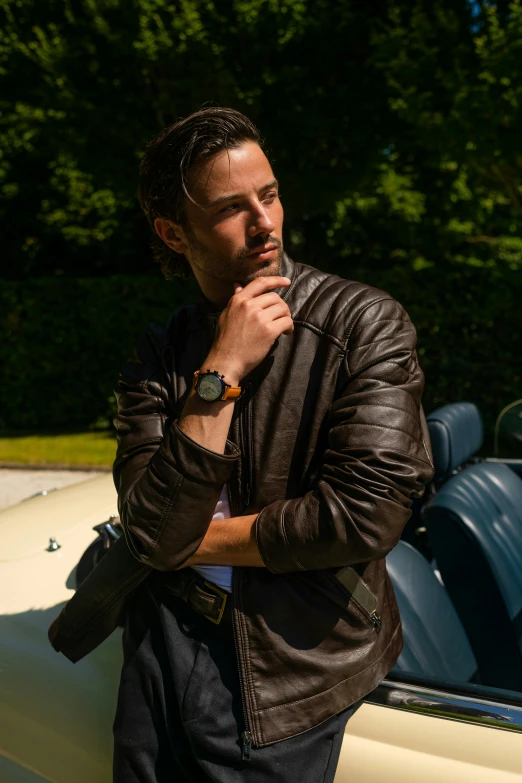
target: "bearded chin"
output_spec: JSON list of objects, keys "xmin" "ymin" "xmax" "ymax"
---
[
  {"xmin": 187, "ymin": 237, "xmax": 283, "ymax": 287},
  {"xmin": 238, "ymin": 246, "xmax": 283, "ymax": 286}
]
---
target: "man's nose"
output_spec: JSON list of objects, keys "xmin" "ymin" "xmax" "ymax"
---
[{"xmin": 247, "ymin": 200, "xmax": 275, "ymax": 236}]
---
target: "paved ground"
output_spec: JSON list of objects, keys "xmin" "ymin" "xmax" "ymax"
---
[{"xmin": 0, "ymin": 469, "xmax": 106, "ymax": 511}]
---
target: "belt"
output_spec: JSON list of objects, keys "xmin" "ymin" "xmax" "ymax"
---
[{"xmin": 160, "ymin": 568, "xmax": 232, "ymax": 625}]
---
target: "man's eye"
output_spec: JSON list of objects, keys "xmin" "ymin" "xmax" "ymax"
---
[
  {"xmin": 221, "ymin": 203, "xmax": 239, "ymax": 213},
  {"xmin": 263, "ymin": 191, "xmax": 278, "ymax": 201}
]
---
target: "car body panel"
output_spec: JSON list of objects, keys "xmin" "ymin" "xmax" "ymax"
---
[
  {"xmin": 0, "ymin": 474, "xmax": 117, "ymax": 563},
  {"xmin": 0, "ymin": 474, "xmax": 120, "ymax": 783},
  {"xmin": 338, "ymin": 702, "xmax": 522, "ymax": 782},
  {"xmin": 1, "ymin": 474, "xmax": 522, "ymax": 781}
]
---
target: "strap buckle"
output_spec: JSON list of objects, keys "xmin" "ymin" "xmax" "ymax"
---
[{"xmin": 201, "ymin": 580, "xmax": 228, "ymax": 624}]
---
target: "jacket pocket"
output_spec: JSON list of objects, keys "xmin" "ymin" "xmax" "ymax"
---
[{"xmin": 321, "ymin": 567, "xmax": 382, "ymax": 633}]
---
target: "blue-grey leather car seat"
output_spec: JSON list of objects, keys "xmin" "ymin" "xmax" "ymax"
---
[
  {"xmin": 426, "ymin": 401, "xmax": 483, "ymax": 483},
  {"xmin": 399, "ymin": 401, "xmax": 481, "ymax": 552},
  {"xmin": 423, "ymin": 402, "xmax": 522, "ymax": 690},
  {"xmin": 387, "ymin": 540, "xmax": 478, "ymax": 682}
]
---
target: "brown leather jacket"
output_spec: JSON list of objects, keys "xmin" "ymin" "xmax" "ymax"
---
[{"xmin": 49, "ymin": 253, "xmax": 434, "ymax": 746}]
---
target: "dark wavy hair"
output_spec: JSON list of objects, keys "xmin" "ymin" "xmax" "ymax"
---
[{"xmin": 138, "ymin": 107, "xmax": 261, "ymax": 279}]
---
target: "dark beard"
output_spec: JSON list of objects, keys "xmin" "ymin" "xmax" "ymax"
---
[{"xmin": 187, "ymin": 235, "xmax": 284, "ymax": 286}]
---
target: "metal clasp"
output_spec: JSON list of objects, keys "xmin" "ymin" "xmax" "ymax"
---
[{"xmin": 202, "ymin": 580, "xmax": 228, "ymax": 624}]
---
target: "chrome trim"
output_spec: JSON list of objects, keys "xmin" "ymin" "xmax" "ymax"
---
[
  {"xmin": 494, "ymin": 397, "xmax": 522, "ymax": 456},
  {"xmin": 484, "ymin": 457, "xmax": 522, "ymax": 466},
  {"xmin": 104, "ymin": 522, "xmax": 121, "ymax": 541},
  {"xmin": 46, "ymin": 537, "xmax": 61, "ymax": 552},
  {"xmin": 23, "ymin": 488, "xmax": 57, "ymax": 501},
  {"xmin": 365, "ymin": 679, "xmax": 522, "ymax": 733},
  {"xmin": 92, "ymin": 515, "xmax": 121, "ymax": 542}
]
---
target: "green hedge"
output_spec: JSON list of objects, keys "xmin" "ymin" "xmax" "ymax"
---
[
  {"xmin": 1, "ymin": 265, "xmax": 520, "ymax": 450},
  {"xmin": 0, "ymin": 274, "xmax": 197, "ymax": 432}
]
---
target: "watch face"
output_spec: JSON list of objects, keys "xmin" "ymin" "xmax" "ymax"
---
[{"xmin": 197, "ymin": 373, "xmax": 223, "ymax": 402}]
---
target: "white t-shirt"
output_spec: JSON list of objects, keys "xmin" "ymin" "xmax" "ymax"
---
[{"xmin": 192, "ymin": 486, "xmax": 233, "ymax": 592}]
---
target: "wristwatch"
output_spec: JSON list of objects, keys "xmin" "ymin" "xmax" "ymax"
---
[{"xmin": 192, "ymin": 369, "xmax": 242, "ymax": 402}]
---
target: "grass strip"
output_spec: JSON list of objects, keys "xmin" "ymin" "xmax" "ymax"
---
[{"xmin": 0, "ymin": 431, "xmax": 116, "ymax": 467}]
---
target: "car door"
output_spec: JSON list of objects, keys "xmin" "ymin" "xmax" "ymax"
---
[{"xmin": 337, "ymin": 676, "xmax": 522, "ymax": 782}]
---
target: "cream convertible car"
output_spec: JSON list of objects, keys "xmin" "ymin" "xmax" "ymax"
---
[{"xmin": 2, "ymin": 401, "xmax": 522, "ymax": 783}]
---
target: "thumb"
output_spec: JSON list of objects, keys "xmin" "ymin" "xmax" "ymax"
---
[{"xmin": 234, "ymin": 283, "xmax": 243, "ymax": 294}]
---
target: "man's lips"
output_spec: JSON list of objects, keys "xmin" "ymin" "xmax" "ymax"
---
[{"xmin": 246, "ymin": 245, "xmax": 278, "ymax": 259}]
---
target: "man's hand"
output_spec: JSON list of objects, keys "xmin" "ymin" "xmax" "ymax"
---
[
  {"xmin": 205, "ymin": 275, "xmax": 293, "ymax": 385},
  {"xmin": 178, "ymin": 274, "xmax": 293, "ymax": 456}
]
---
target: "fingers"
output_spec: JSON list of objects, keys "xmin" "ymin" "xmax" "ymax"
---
[
  {"xmin": 236, "ymin": 276, "xmax": 291, "ymax": 299},
  {"xmin": 252, "ymin": 291, "xmax": 286, "ymax": 310},
  {"xmin": 275, "ymin": 316, "xmax": 294, "ymax": 336},
  {"xmin": 272, "ymin": 315, "xmax": 294, "ymax": 336},
  {"xmin": 261, "ymin": 300, "xmax": 293, "ymax": 322},
  {"xmin": 261, "ymin": 303, "xmax": 294, "ymax": 340}
]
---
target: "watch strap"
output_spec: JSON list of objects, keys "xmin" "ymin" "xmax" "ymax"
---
[{"xmin": 221, "ymin": 384, "xmax": 242, "ymax": 400}]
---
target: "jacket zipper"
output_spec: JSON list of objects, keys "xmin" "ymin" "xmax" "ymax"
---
[
  {"xmin": 348, "ymin": 588, "xmax": 382, "ymax": 632},
  {"xmin": 329, "ymin": 569, "xmax": 382, "ymax": 632},
  {"xmin": 367, "ymin": 609, "xmax": 383, "ymax": 632},
  {"xmin": 238, "ymin": 382, "xmax": 253, "ymax": 508},
  {"xmin": 231, "ymin": 564, "xmax": 254, "ymax": 760},
  {"xmin": 246, "ymin": 386, "xmax": 254, "ymax": 507},
  {"xmin": 208, "ymin": 313, "xmax": 256, "ymax": 509},
  {"xmin": 348, "ymin": 585, "xmax": 382, "ymax": 632},
  {"xmin": 227, "ymin": 479, "xmax": 254, "ymax": 758},
  {"xmin": 229, "ymin": 364, "xmax": 256, "ymax": 755}
]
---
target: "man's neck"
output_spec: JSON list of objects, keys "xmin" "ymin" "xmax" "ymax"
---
[
  {"xmin": 199, "ymin": 290, "xmax": 225, "ymax": 316},
  {"xmin": 190, "ymin": 266, "xmax": 233, "ymax": 311}
]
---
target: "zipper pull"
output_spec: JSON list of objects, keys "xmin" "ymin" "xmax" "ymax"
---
[
  {"xmin": 370, "ymin": 611, "xmax": 382, "ymax": 632},
  {"xmin": 241, "ymin": 730, "xmax": 252, "ymax": 761},
  {"xmin": 244, "ymin": 482, "xmax": 251, "ymax": 508}
]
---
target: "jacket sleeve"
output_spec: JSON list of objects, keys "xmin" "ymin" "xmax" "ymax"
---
[
  {"xmin": 254, "ymin": 296, "xmax": 435, "ymax": 573},
  {"xmin": 112, "ymin": 327, "xmax": 240, "ymax": 571}
]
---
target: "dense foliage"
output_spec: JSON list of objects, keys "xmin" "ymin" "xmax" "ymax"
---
[
  {"xmin": 0, "ymin": 265, "xmax": 518, "ymax": 446},
  {"xmin": 0, "ymin": 0, "xmax": 521, "ymax": 437},
  {"xmin": 2, "ymin": 0, "xmax": 522, "ymax": 277},
  {"xmin": 0, "ymin": 275, "xmax": 197, "ymax": 431}
]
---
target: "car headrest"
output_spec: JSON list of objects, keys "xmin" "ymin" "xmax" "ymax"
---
[{"xmin": 426, "ymin": 402, "xmax": 483, "ymax": 482}]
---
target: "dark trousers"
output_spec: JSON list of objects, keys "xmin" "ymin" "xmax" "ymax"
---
[{"xmin": 113, "ymin": 579, "xmax": 357, "ymax": 782}]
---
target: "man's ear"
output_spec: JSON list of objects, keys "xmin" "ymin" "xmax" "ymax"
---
[{"xmin": 154, "ymin": 217, "xmax": 188, "ymax": 254}]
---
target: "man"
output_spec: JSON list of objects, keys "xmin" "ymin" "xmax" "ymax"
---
[{"xmin": 51, "ymin": 106, "xmax": 434, "ymax": 781}]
